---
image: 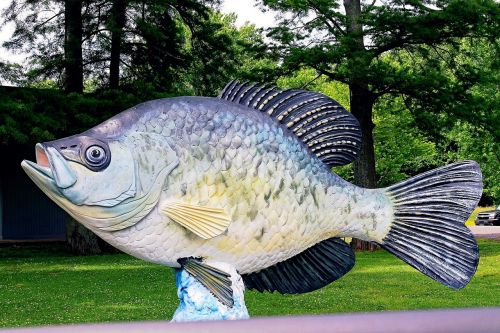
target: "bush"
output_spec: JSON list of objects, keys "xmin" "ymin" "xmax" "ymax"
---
[{"xmin": 0, "ymin": 86, "xmax": 174, "ymax": 146}]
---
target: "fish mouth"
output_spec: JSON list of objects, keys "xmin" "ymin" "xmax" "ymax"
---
[
  {"xmin": 21, "ymin": 144, "xmax": 84, "ymax": 228},
  {"xmin": 21, "ymin": 144, "xmax": 55, "ymax": 182},
  {"xmin": 21, "ymin": 144, "xmax": 65, "ymax": 214},
  {"xmin": 22, "ymin": 143, "xmax": 77, "ymax": 190}
]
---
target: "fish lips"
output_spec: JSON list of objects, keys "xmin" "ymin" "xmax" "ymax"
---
[{"xmin": 21, "ymin": 143, "xmax": 77, "ymax": 191}]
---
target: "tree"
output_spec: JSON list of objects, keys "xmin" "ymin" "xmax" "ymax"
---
[
  {"xmin": 2, "ymin": 0, "xmax": 66, "ymax": 86},
  {"xmin": 1, "ymin": 0, "xmax": 101, "ymax": 90},
  {"xmin": 188, "ymin": 12, "xmax": 277, "ymax": 95},
  {"xmin": 261, "ymin": 0, "xmax": 499, "ymax": 189},
  {"xmin": 404, "ymin": 37, "xmax": 500, "ymax": 203},
  {"xmin": 0, "ymin": 61, "xmax": 23, "ymax": 86},
  {"xmin": 119, "ymin": 0, "xmax": 207, "ymax": 92},
  {"xmin": 64, "ymin": 0, "xmax": 84, "ymax": 92},
  {"xmin": 2, "ymin": 0, "xmax": 255, "ymax": 93},
  {"xmin": 108, "ymin": 0, "xmax": 127, "ymax": 89}
]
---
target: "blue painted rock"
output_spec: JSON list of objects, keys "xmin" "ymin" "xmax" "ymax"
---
[{"xmin": 172, "ymin": 262, "xmax": 249, "ymax": 322}]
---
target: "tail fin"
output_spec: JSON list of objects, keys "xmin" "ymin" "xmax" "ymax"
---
[{"xmin": 382, "ymin": 161, "xmax": 482, "ymax": 289}]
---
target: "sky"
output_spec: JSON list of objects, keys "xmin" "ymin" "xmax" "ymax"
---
[
  {"xmin": 221, "ymin": 1, "xmax": 276, "ymax": 28},
  {"xmin": 0, "ymin": 0, "xmax": 276, "ymax": 66}
]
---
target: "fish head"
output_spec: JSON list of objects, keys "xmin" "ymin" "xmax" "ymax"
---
[{"xmin": 21, "ymin": 131, "xmax": 179, "ymax": 232}]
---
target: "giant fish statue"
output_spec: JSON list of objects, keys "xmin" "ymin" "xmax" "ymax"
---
[{"xmin": 22, "ymin": 81, "xmax": 482, "ymax": 308}]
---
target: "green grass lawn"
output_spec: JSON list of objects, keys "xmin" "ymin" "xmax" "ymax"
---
[{"xmin": 1, "ymin": 240, "xmax": 499, "ymax": 328}]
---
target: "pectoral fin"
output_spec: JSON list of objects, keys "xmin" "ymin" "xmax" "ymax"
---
[
  {"xmin": 178, "ymin": 257, "xmax": 234, "ymax": 308},
  {"xmin": 160, "ymin": 201, "xmax": 230, "ymax": 239}
]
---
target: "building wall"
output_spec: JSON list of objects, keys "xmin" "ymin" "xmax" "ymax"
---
[{"xmin": 1, "ymin": 145, "xmax": 67, "ymax": 240}]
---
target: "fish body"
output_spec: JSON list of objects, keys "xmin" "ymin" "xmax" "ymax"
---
[
  {"xmin": 74, "ymin": 96, "xmax": 389, "ymax": 272},
  {"xmin": 22, "ymin": 82, "xmax": 482, "ymax": 307}
]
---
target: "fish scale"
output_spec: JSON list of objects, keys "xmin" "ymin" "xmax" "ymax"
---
[
  {"xmin": 22, "ymin": 82, "xmax": 483, "ymax": 308},
  {"xmin": 91, "ymin": 98, "xmax": 367, "ymax": 273}
]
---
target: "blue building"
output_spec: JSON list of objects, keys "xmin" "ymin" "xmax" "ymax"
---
[{"xmin": 0, "ymin": 145, "xmax": 67, "ymax": 240}]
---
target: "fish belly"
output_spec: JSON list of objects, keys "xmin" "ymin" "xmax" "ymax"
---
[{"xmin": 159, "ymin": 135, "xmax": 337, "ymax": 273}]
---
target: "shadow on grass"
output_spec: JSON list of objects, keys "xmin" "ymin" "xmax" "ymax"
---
[{"xmin": 0, "ymin": 243, "xmax": 71, "ymax": 259}]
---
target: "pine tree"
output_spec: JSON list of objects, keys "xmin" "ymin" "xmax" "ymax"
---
[
  {"xmin": 64, "ymin": 0, "xmax": 84, "ymax": 92},
  {"xmin": 262, "ymin": 0, "xmax": 499, "ymax": 188}
]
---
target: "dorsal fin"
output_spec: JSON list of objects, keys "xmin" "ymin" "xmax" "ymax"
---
[{"xmin": 218, "ymin": 80, "xmax": 362, "ymax": 167}]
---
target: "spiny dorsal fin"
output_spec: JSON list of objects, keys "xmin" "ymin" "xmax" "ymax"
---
[{"xmin": 219, "ymin": 80, "xmax": 362, "ymax": 167}]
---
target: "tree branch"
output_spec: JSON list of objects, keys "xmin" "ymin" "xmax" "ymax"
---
[
  {"xmin": 82, "ymin": 28, "xmax": 110, "ymax": 42},
  {"xmin": 306, "ymin": 0, "xmax": 345, "ymax": 37},
  {"xmin": 82, "ymin": 57, "xmax": 110, "ymax": 66},
  {"xmin": 312, "ymin": 65, "xmax": 350, "ymax": 85},
  {"xmin": 300, "ymin": 72, "xmax": 322, "ymax": 89},
  {"xmin": 33, "ymin": 12, "xmax": 63, "ymax": 32}
]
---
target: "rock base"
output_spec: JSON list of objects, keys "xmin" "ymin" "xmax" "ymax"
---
[{"xmin": 171, "ymin": 261, "xmax": 250, "ymax": 322}]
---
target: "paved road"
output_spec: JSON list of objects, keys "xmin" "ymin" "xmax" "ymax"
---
[{"xmin": 469, "ymin": 226, "xmax": 500, "ymax": 240}]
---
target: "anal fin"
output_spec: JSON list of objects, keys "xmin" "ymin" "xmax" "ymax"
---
[
  {"xmin": 178, "ymin": 258, "xmax": 234, "ymax": 308},
  {"xmin": 243, "ymin": 237, "xmax": 355, "ymax": 293}
]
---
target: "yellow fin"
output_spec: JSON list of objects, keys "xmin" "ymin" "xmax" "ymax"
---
[{"xmin": 160, "ymin": 201, "xmax": 230, "ymax": 239}]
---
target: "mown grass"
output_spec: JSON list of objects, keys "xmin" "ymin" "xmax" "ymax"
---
[
  {"xmin": 466, "ymin": 206, "xmax": 496, "ymax": 226},
  {"xmin": 0, "ymin": 240, "xmax": 499, "ymax": 328}
]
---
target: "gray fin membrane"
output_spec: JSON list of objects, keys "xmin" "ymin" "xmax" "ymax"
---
[
  {"xmin": 218, "ymin": 80, "xmax": 362, "ymax": 167},
  {"xmin": 242, "ymin": 237, "xmax": 355, "ymax": 293},
  {"xmin": 178, "ymin": 257, "xmax": 234, "ymax": 307},
  {"xmin": 383, "ymin": 160, "xmax": 483, "ymax": 289}
]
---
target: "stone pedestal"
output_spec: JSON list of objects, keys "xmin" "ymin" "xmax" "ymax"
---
[{"xmin": 171, "ymin": 261, "xmax": 250, "ymax": 322}]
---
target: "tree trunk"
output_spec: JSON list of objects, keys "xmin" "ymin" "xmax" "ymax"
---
[
  {"xmin": 66, "ymin": 218, "xmax": 101, "ymax": 255},
  {"xmin": 344, "ymin": 0, "xmax": 378, "ymax": 251},
  {"xmin": 109, "ymin": 0, "xmax": 126, "ymax": 89},
  {"xmin": 343, "ymin": 0, "xmax": 377, "ymax": 188},
  {"xmin": 66, "ymin": 218, "xmax": 119, "ymax": 255},
  {"xmin": 64, "ymin": 0, "xmax": 83, "ymax": 93},
  {"xmin": 349, "ymin": 85, "xmax": 379, "ymax": 251},
  {"xmin": 350, "ymin": 84, "xmax": 377, "ymax": 188}
]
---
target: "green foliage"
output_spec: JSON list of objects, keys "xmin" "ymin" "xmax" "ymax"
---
[
  {"xmin": 1, "ymin": 240, "xmax": 499, "ymax": 326},
  {"xmin": 386, "ymin": 38, "xmax": 499, "ymax": 201},
  {"xmin": 276, "ymin": 68, "xmax": 350, "ymax": 107},
  {"xmin": 373, "ymin": 96, "xmax": 438, "ymax": 186},
  {"xmin": 0, "ymin": 87, "xmax": 173, "ymax": 145},
  {"xmin": 121, "ymin": 0, "xmax": 208, "ymax": 92},
  {"xmin": 262, "ymin": 0, "xmax": 499, "ymax": 120},
  {"xmin": 444, "ymin": 122, "xmax": 499, "ymax": 203},
  {"xmin": 262, "ymin": 0, "xmax": 499, "ymax": 197},
  {"xmin": 263, "ymin": 0, "xmax": 499, "ymax": 91},
  {"xmin": 187, "ymin": 12, "xmax": 276, "ymax": 95},
  {"xmin": 389, "ymin": 39, "xmax": 499, "ymax": 143},
  {"xmin": 0, "ymin": 61, "xmax": 24, "ymax": 86}
]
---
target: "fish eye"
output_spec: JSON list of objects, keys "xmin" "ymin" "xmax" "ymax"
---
[{"xmin": 85, "ymin": 145, "xmax": 106, "ymax": 166}]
